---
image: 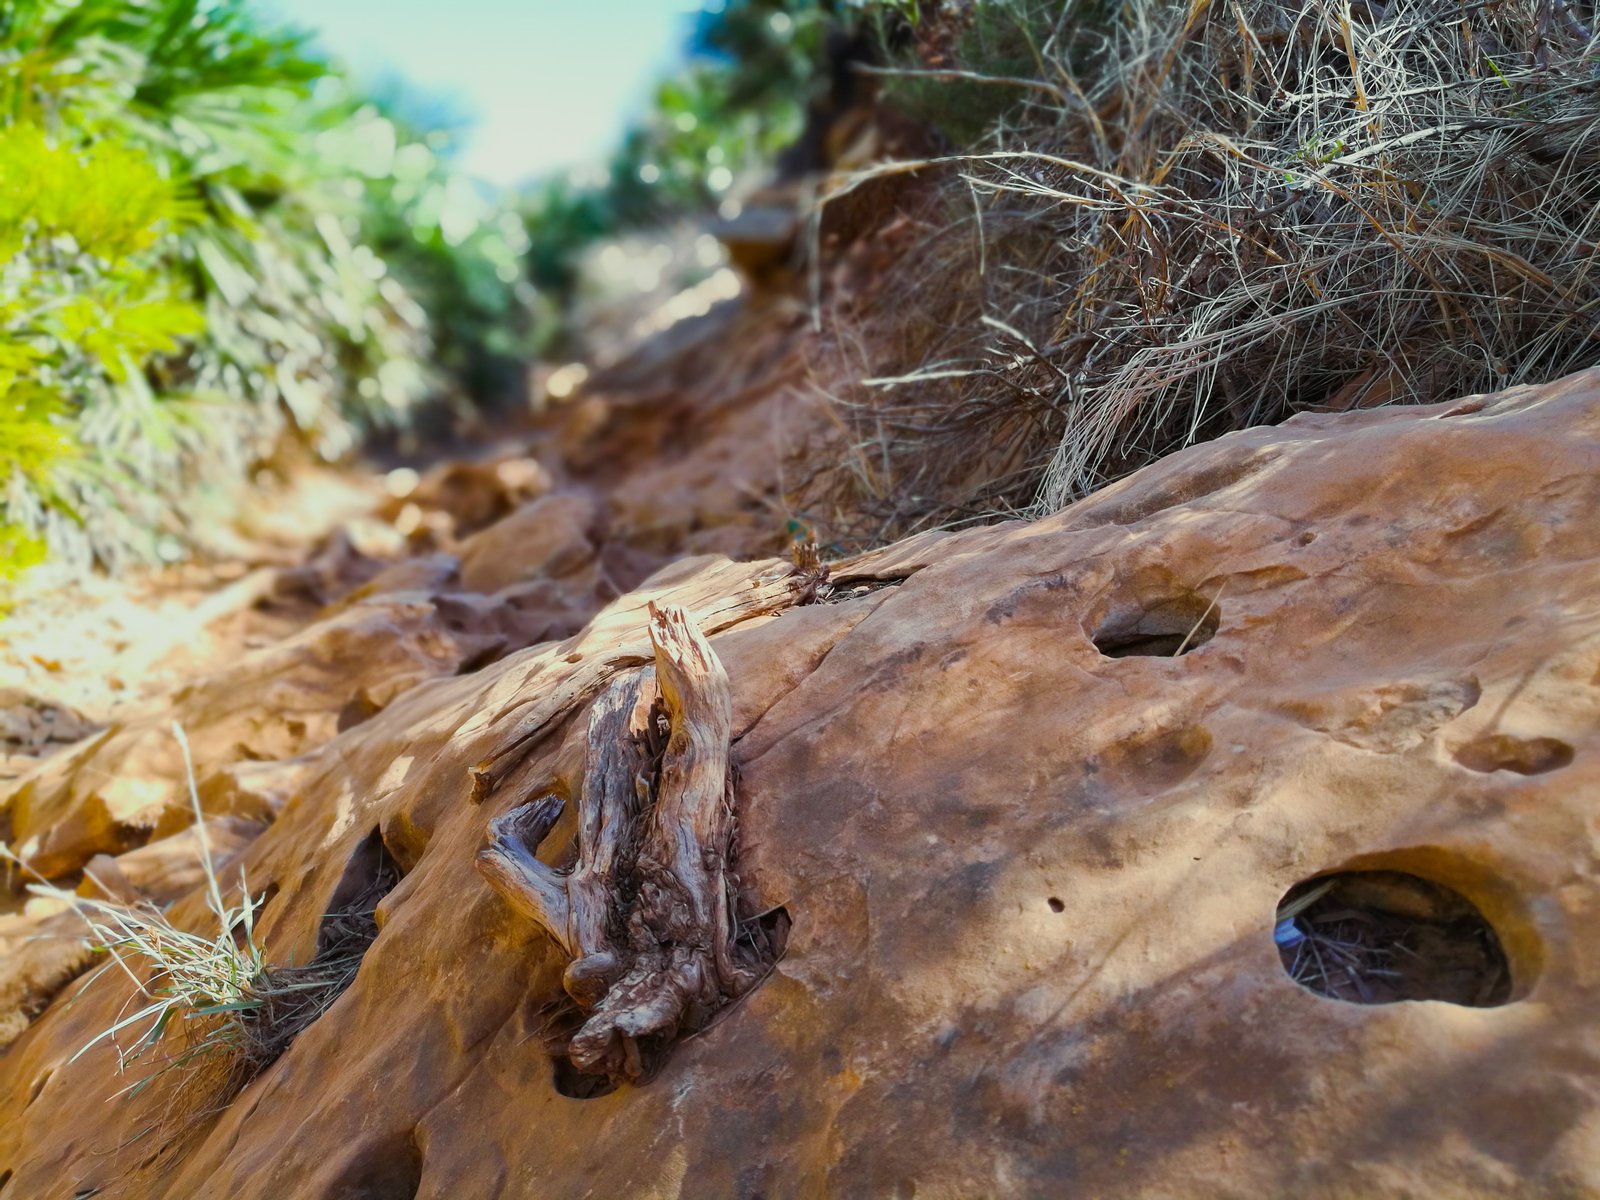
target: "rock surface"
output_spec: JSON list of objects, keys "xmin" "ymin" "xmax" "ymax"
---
[{"xmin": 2, "ymin": 367, "xmax": 1599, "ymax": 1197}]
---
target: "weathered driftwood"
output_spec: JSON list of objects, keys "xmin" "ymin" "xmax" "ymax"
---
[
  {"xmin": 477, "ymin": 602, "xmax": 767, "ymax": 1083},
  {"xmin": 470, "ymin": 563, "xmax": 809, "ymax": 801}
]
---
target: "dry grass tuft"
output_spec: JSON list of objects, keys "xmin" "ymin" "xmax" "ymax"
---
[
  {"xmin": 4, "ymin": 724, "xmax": 390, "ymax": 1153},
  {"xmin": 804, "ymin": 0, "xmax": 1600, "ymax": 541}
]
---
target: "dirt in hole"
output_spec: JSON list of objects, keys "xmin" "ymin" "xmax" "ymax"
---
[
  {"xmin": 1276, "ymin": 870, "xmax": 1512, "ymax": 1007},
  {"xmin": 552, "ymin": 1051, "xmax": 623, "ymax": 1100}
]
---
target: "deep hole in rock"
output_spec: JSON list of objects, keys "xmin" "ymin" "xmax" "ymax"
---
[
  {"xmin": 1047, "ymin": 897, "xmax": 1065, "ymax": 913},
  {"xmin": 553, "ymin": 1052, "xmax": 623, "ymax": 1100},
  {"xmin": 454, "ymin": 641, "xmax": 510, "ymax": 676},
  {"xmin": 205, "ymin": 831, "xmax": 400, "ymax": 1096},
  {"xmin": 320, "ymin": 1127, "xmax": 424, "ymax": 1200},
  {"xmin": 751, "ymin": 904, "xmax": 792, "ymax": 960},
  {"xmin": 538, "ymin": 990, "xmax": 626, "ymax": 1101},
  {"xmin": 337, "ymin": 690, "xmax": 383, "ymax": 733},
  {"xmin": 0, "ymin": 1168, "xmax": 12, "ymax": 1194},
  {"xmin": 822, "ymin": 575, "xmax": 907, "ymax": 604},
  {"xmin": 313, "ymin": 831, "xmax": 401, "ymax": 956},
  {"xmin": 252, "ymin": 881, "xmax": 282, "ymax": 921},
  {"xmin": 1092, "ymin": 590, "xmax": 1221, "ymax": 658},
  {"xmin": 1275, "ymin": 870, "xmax": 1512, "ymax": 1006}
]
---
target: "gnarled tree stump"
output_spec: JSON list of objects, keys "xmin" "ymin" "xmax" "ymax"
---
[{"xmin": 477, "ymin": 602, "xmax": 772, "ymax": 1084}]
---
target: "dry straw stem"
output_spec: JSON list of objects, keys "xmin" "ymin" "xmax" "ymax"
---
[{"xmin": 806, "ymin": 0, "xmax": 1600, "ymax": 542}]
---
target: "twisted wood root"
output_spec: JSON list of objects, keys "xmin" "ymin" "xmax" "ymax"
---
[{"xmin": 477, "ymin": 602, "xmax": 766, "ymax": 1083}]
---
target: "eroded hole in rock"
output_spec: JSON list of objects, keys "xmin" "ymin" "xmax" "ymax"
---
[
  {"xmin": 192, "ymin": 832, "xmax": 400, "ymax": 1106},
  {"xmin": 1275, "ymin": 870, "xmax": 1512, "ymax": 1006},
  {"xmin": 1454, "ymin": 733, "xmax": 1574, "ymax": 776},
  {"xmin": 1047, "ymin": 897, "xmax": 1065, "ymax": 913},
  {"xmin": 454, "ymin": 641, "xmax": 510, "ymax": 676},
  {"xmin": 748, "ymin": 905, "xmax": 792, "ymax": 961},
  {"xmin": 313, "ymin": 831, "xmax": 401, "ymax": 953},
  {"xmin": 1093, "ymin": 723, "xmax": 1213, "ymax": 790},
  {"xmin": 1092, "ymin": 590, "xmax": 1220, "ymax": 658},
  {"xmin": 552, "ymin": 1048, "xmax": 623, "ymax": 1100},
  {"xmin": 822, "ymin": 575, "xmax": 907, "ymax": 604},
  {"xmin": 320, "ymin": 1128, "xmax": 423, "ymax": 1200},
  {"xmin": 252, "ymin": 881, "xmax": 282, "ymax": 919}
]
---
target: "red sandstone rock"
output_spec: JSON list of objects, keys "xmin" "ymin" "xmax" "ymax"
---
[
  {"xmin": 0, "ymin": 596, "xmax": 506, "ymax": 880},
  {"xmin": 1, "ymin": 368, "xmax": 1599, "ymax": 1197},
  {"xmin": 457, "ymin": 490, "xmax": 601, "ymax": 594}
]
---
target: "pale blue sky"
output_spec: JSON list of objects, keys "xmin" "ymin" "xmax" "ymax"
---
[{"xmin": 267, "ymin": 0, "xmax": 710, "ymax": 187}]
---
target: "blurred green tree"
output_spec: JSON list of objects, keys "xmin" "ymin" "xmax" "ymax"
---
[{"xmin": 0, "ymin": 0, "xmax": 533, "ymax": 575}]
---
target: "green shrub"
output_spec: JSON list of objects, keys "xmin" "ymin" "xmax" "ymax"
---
[
  {"xmin": 0, "ymin": 0, "xmax": 533, "ymax": 576},
  {"xmin": 874, "ymin": 0, "xmax": 1057, "ymax": 145},
  {"xmin": 0, "ymin": 120, "xmax": 205, "ymax": 568}
]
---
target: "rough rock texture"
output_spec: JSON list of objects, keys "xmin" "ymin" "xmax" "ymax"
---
[
  {"xmin": 3, "ymin": 595, "xmax": 506, "ymax": 881},
  {"xmin": 2, "ymin": 367, "xmax": 1600, "ymax": 1197}
]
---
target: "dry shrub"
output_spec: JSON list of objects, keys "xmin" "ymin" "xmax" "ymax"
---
[{"xmin": 804, "ymin": 0, "xmax": 1600, "ymax": 540}]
